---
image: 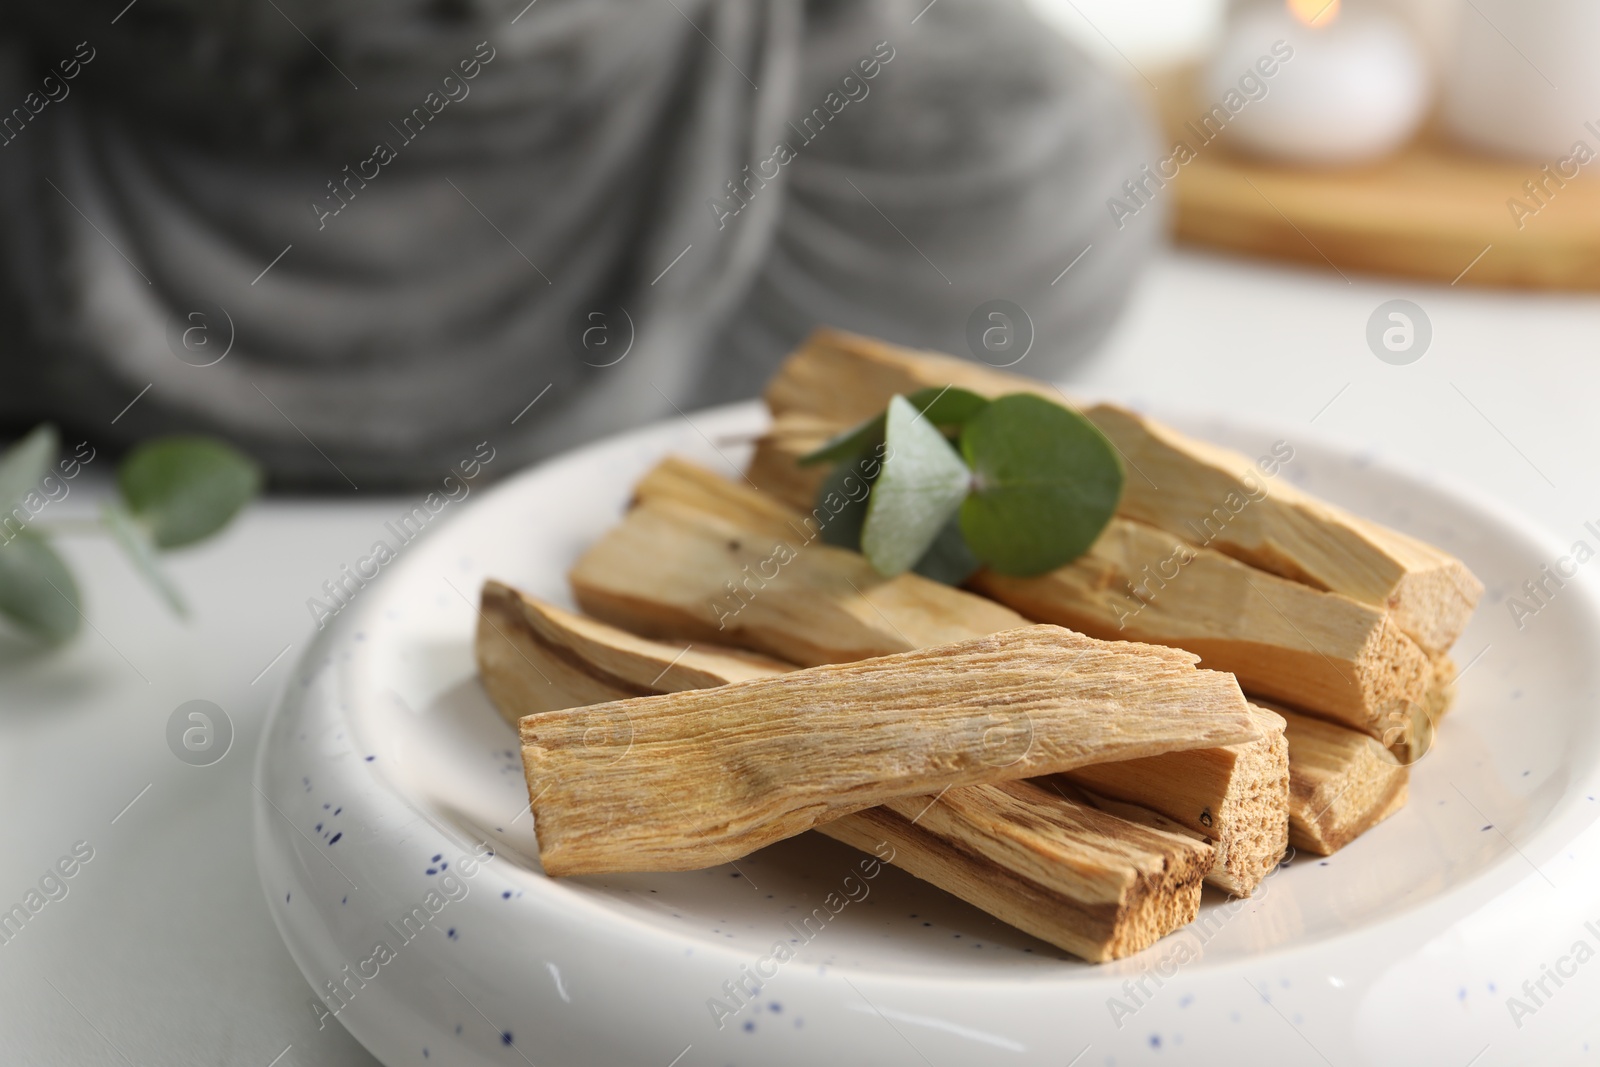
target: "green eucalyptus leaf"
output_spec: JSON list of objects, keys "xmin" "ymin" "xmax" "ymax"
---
[
  {"xmin": 798, "ymin": 417, "xmax": 882, "ymax": 470},
  {"xmin": 812, "ymin": 449, "xmax": 874, "ymax": 551},
  {"xmin": 118, "ymin": 436, "xmax": 262, "ymax": 549},
  {"xmin": 798, "ymin": 386, "xmax": 990, "ymax": 467},
  {"xmin": 959, "ymin": 394, "xmax": 1123, "ymax": 576},
  {"xmin": 810, "ymin": 448, "xmax": 979, "ymax": 585},
  {"xmin": 909, "ymin": 385, "xmax": 992, "ymax": 430},
  {"xmin": 0, "ymin": 531, "xmax": 81, "ymax": 644},
  {"xmin": 861, "ymin": 395, "xmax": 973, "ymax": 576},
  {"xmin": 102, "ymin": 503, "xmax": 188, "ymax": 617},
  {"xmin": 0, "ymin": 424, "xmax": 59, "ymax": 512},
  {"xmin": 911, "ymin": 515, "xmax": 982, "ymax": 586}
]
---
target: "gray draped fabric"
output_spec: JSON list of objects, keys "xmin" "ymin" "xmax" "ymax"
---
[{"xmin": 0, "ymin": 0, "xmax": 1163, "ymax": 488}]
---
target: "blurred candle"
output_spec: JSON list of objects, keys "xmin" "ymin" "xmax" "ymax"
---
[
  {"xmin": 1442, "ymin": 0, "xmax": 1600, "ymax": 160},
  {"xmin": 1205, "ymin": 0, "xmax": 1431, "ymax": 166}
]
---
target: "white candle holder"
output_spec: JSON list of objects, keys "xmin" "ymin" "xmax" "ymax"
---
[
  {"xmin": 1441, "ymin": 0, "xmax": 1600, "ymax": 161},
  {"xmin": 1207, "ymin": 0, "xmax": 1431, "ymax": 166}
]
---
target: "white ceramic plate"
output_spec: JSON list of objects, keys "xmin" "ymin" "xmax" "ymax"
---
[{"xmin": 255, "ymin": 400, "xmax": 1600, "ymax": 1067}]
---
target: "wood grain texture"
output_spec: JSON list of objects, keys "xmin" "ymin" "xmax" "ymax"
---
[
  {"xmin": 476, "ymin": 587, "xmax": 1215, "ymax": 957},
  {"xmin": 628, "ymin": 460, "xmax": 1302, "ymax": 891},
  {"xmin": 760, "ymin": 328, "xmax": 1482, "ymax": 656},
  {"xmin": 819, "ymin": 780, "xmax": 1214, "ymax": 961},
  {"xmin": 570, "ymin": 496, "xmax": 1025, "ymax": 667},
  {"xmin": 520, "ymin": 625, "xmax": 1258, "ymax": 874},
  {"xmin": 481, "ymin": 576, "xmax": 1270, "ymax": 896},
  {"xmin": 635, "ymin": 455, "xmax": 836, "ymax": 539},
  {"xmin": 1060, "ymin": 703, "xmax": 1288, "ymax": 896},
  {"xmin": 1268, "ymin": 702, "xmax": 1409, "ymax": 855},
  {"xmin": 633, "ymin": 456, "xmax": 808, "ymax": 540},
  {"xmin": 1427, "ymin": 654, "xmax": 1459, "ymax": 722},
  {"xmin": 475, "ymin": 579, "xmax": 787, "ymax": 726},
  {"xmin": 1082, "ymin": 404, "xmax": 1481, "ymax": 660},
  {"xmin": 739, "ymin": 436, "xmax": 1435, "ymax": 755},
  {"xmin": 746, "ymin": 414, "xmax": 845, "ymax": 513},
  {"xmin": 971, "ymin": 516, "xmax": 1434, "ymax": 753}
]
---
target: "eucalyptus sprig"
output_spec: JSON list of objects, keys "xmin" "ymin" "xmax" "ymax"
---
[
  {"xmin": 0, "ymin": 424, "xmax": 262, "ymax": 644},
  {"xmin": 801, "ymin": 388, "xmax": 1124, "ymax": 583}
]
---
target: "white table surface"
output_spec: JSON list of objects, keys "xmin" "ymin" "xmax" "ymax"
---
[{"xmin": 3, "ymin": 247, "xmax": 1597, "ymax": 1066}]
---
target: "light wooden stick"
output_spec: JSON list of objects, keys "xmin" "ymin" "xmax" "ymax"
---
[
  {"xmin": 971, "ymin": 517, "xmax": 1435, "ymax": 754},
  {"xmin": 476, "ymin": 587, "xmax": 1217, "ymax": 954},
  {"xmin": 476, "ymin": 579, "xmax": 788, "ymax": 726},
  {"xmin": 745, "ymin": 413, "xmax": 844, "ymax": 515},
  {"xmin": 521, "ymin": 626, "xmax": 1258, "ymax": 874},
  {"xmin": 1059, "ymin": 704, "xmax": 1288, "ymax": 896},
  {"xmin": 1091, "ymin": 405, "xmax": 1479, "ymax": 660},
  {"xmin": 1426, "ymin": 654, "xmax": 1459, "ymax": 721},
  {"xmin": 676, "ymin": 449, "xmax": 1432, "ymax": 757},
  {"xmin": 819, "ymin": 781, "xmax": 1214, "ymax": 962},
  {"xmin": 1265, "ymin": 702, "xmax": 1409, "ymax": 854},
  {"xmin": 628, "ymin": 458, "xmax": 1295, "ymax": 891},
  {"xmin": 633, "ymin": 455, "xmax": 811, "ymax": 540},
  {"xmin": 480, "ymin": 582, "xmax": 1277, "ymax": 897},
  {"xmin": 570, "ymin": 496, "xmax": 1026, "ymax": 667},
  {"xmin": 761, "ymin": 328, "xmax": 1482, "ymax": 656}
]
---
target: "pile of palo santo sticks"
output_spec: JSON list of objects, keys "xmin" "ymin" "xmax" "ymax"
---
[{"xmin": 476, "ymin": 328, "xmax": 1483, "ymax": 963}]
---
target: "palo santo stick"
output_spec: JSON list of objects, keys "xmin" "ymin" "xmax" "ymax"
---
[
  {"xmin": 712, "ymin": 440, "xmax": 1430, "ymax": 753},
  {"xmin": 970, "ymin": 517, "xmax": 1434, "ymax": 752},
  {"xmin": 630, "ymin": 459, "xmax": 1294, "ymax": 892},
  {"xmin": 1426, "ymin": 654, "xmax": 1458, "ymax": 721},
  {"xmin": 739, "ymin": 435, "xmax": 1434, "ymax": 752},
  {"xmin": 763, "ymin": 329, "xmax": 1056, "ymax": 424},
  {"xmin": 480, "ymin": 579, "xmax": 1272, "ymax": 895},
  {"xmin": 818, "ymin": 780, "xmax": 1214, "ymax": 962},
  {"xmin": 475, "ymin": 579, "xmax": 787, "ymax": 727},
  {"xmin": 476, "ymin": 589, "xmax": 1213, "ymax": 951},
  {"xmin": 1059, "ymin": 704, "xmax": 1288, "ymax": 896},
  {"xmin": 1088, "ymin": 405, "xmax": 1479, "ymax": 659},
  {"xmin": 570, "ymin": 498, "xmax": 1025, "ymax": 666},
  {"xmin": 521, "ymin": 625, "xmax": 1259, "ymax": 874},
  {"xmin": 633, "ymin": 456, "xmax": 806, "ymax": 541},
  {"xmin": 762, "ymin": 328, "xmax": 1482, "ymax": 655},
  {"xmin": 633, "ymin": 457, "xmax": 808, "ymax": 540},
  {"xmin": 1267, "ymin": 703, "xmax": 1409, "ymax": 855},
  {"xmin": 746, "ymin": 413, "xmax": 843, "ymax": 513}
]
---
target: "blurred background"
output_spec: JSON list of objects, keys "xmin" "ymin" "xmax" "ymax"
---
[
  {"xmin": 3, "ymin": 0, "xmax": 1588, "ymax": 487},
  {"xmin": 2, "ymin": 0, "xmax": 1177, "ymax": 488}
]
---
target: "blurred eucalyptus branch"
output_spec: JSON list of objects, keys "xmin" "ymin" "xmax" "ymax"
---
[{"xmin": 0, "ymin": 424, "xmax": 261, "ymax": 644}]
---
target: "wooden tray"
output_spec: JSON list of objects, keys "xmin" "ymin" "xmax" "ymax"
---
[{"xmin": 1158, "ymin": 80, "xmax": 1600, "ymax": 290}]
